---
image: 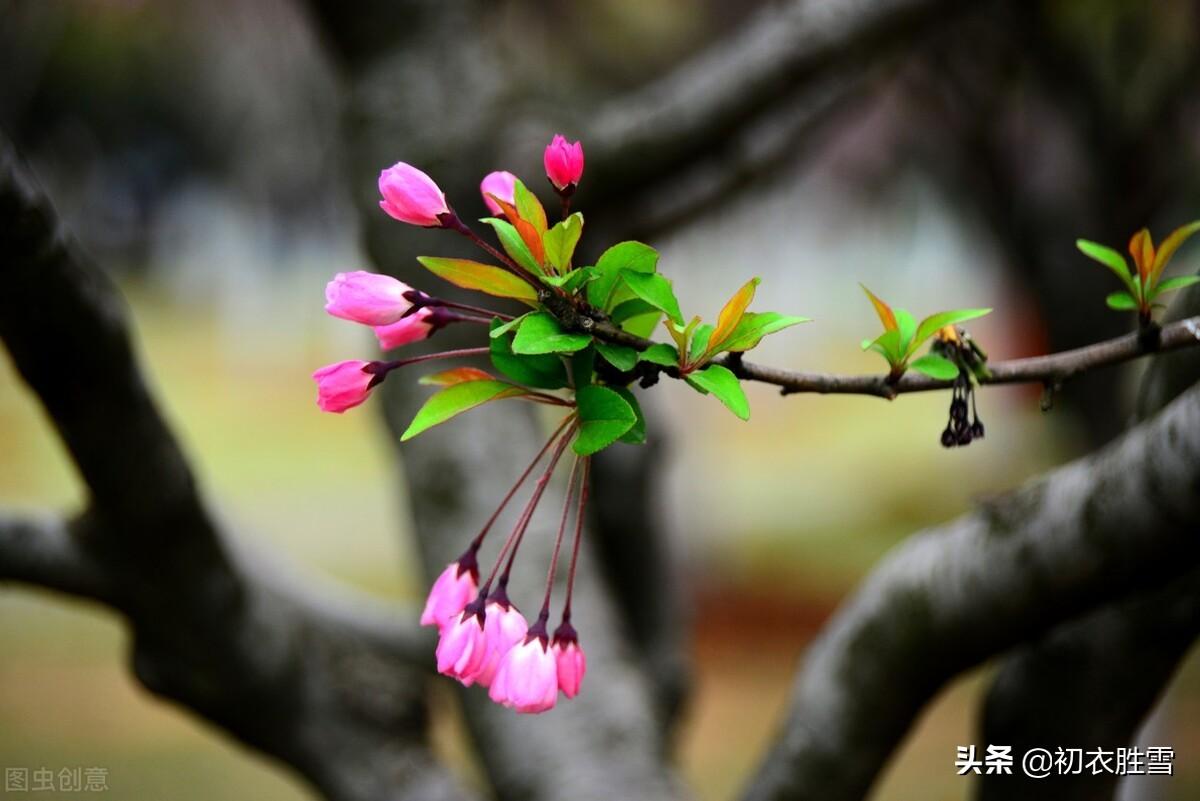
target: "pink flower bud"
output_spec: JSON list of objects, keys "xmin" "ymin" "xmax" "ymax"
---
[
  {"xmin": 436, "ymin": 608, "xmax": 488, "ymax": 686},
  {"xmin": 475, "ymin": 597, "xmax": 529, "ymax": 687},
  {"xmin": 373, "ymin": 307, "xmax": 435, "ymax": 350},
  {"xmin": 378, "ymin": 162, "xmax": 451, "ymax": 227},
  {"xmin": 488, "ymin": 634, "xmax": 558, "ymax": 713},
  {"xmin": 480, "ymin": 171, "xmax": 518, "ymax": 216},
  {"xmin": 552, "ymin": 634, "xmax": 586, "ymax": 699},
  {"xmin": 325, "ymin": 271, "xmax": 415, "ymax": 326},
  {"xmin": 312, "ymin": 360, "xmax": 377, "ymax": 413},
  {"xmin": 543, "ymin": 134, "xmax": 584, "ymax": 193},
  {"xmin": 420, "ymin": 559, "xmax": 478, "ymax": 629}
]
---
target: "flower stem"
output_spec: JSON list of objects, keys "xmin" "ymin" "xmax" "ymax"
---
[
  {"xmin": 435, "ymin": 298, "xmax": 515, "ymax": 322},
  {"xmin": 487, "ymin": 421, "xmax": 577, "ymax": 590},
  {"xmin": 469, "ymin": 415, "xmax": 573, "ymax": 553},
  {"xmin": 539, "ymin": 455, "xmax": 581, "ymax": 617},
  {"xmin": 383, "ymin": 347, "xmax": 491, "ymax": 371},
  {"xmin": 561, "ymin": 456, "xmax": 590, "ymax": 622},
  {"xmin": 445, "ymin": 214, "xmax": 544, "ymax": 289}
]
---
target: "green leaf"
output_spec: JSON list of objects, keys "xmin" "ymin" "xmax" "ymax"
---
[
  {"xmin": 613, "ymin": 387, "xmax": 646, "ymax": 444},
  {"xmin": 909, "ymin": 353, "xmax": 960, "ymax": 380},
  {"xmin": 541, "ymin": 266, "xmax": 594, "ymax": 294},
  {"xmin": 595, "ymin": 341, "xmax": 638, "ymax": 372},
  {"xmin": 622, "ymin": 310, "xmax": 663, "ymax": 339},
  {"xmin": 611, "ymin": 298, "xmax": 658, "ymax": 323},
  {"xmin": 1151, "ymin": 275, "xmax": 1200, "ymax": 297},
  {"xmin": 1077, "ymin": 239, "xmax": 1137, "ymax": 295},
  {"xmin": 481, "ymin": 218, "xmax": 542, "ymax": 275},
  {"xmin": 911, "ymin": 308, "xmax": 992, "ymax": 356},
  {"xmin": 401, "ymin": 380, "xmax": 528, "ymax": 441},
  {"xmin": 574, "ymin": 385, "xmax": 637, "ymax": 455},
  {"xmin": 543, "ymin": 213, "xmax": 584, "ymax": 273},
  {"xmin": 689, "ymin": 323, "xmax": 714, "ymax": 365},
  {"xmin": 863, "ymin": 328, "xmax": 904, "ymax": 366},
  {"xmin": 685, "ymin": 364, "xmax": 750, "ymax": 420},
  {"xmin": 488, "ymin": 313, "xmax": 530, "ymax": 339},
  {"xmin": 720, "ymin": 312, "xmax": 810, "ymax": 352},
  {"xmin": 418, "ymin": 255, "xmax": 539, "ymax": 303},
  {"xmin": 895, "ymin": 308, "xmax": 917, "ymax": 356},
  {"xmin": 489, "ymin": 320, "xmax": 568, "ymax": 389},
  {"xmin": 512, "ymin": 179, "xmax": 548, "ymax": 235},
  {"xmin": 620, "ymin": 271, "xmax": 684, "ymax": 326},
  {"xmin": 570, "ymin": 345, "xmax": 595, "ymax": 389},
  {"xmin": 1105, "ymin": 290, "xmax": 1139, "ymax": 311},
  {"xmin": 639, "ymin": 343, "xmax": 679, "ymax": 367},
  {"xmin": 511, "ymin": 312, "xmax": 592, "ymax": 355},
  {"xmin": 587, "ymin": 241, "xmax": 659, "ymax": 309}
]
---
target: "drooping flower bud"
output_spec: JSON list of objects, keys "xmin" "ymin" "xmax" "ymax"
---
[
  {"xmin": 420, "ymin": 556, "xmax": 479, "ymax": 629},
  {"xmin": 373, "ymin": 307, "xmax": 435, "ymax": 350},
  {"xmin": 378, "ymin": 162, "xmax": 451, "ymax": 227},
  {"xmin": 436, "ymin": 606, "xmax": 488, "ymax": 685},
  {"xmin": 325, "ymin": 271, "xmax": 415, "ymax": 326},
  {"xmin": 543, "ymin": 135, "xmax": 584, "ymax": 194},
  {"xmin": 474, "ymin": 592, "xmax": 529, "ymax": 687},
  {"xmin": 551, "ymin": 622, "xmax": 586, "ymax": 699},
  {"xmin": 480, "ymin": 171, "xmax": 518, "ymax": 216},
  {"xmin": 312, "ymin": 360, "xmax": 378, "ymax": 413},
  {"xmin": 488, "ymin": 632, "xmax": 558, "ymax": 713}
]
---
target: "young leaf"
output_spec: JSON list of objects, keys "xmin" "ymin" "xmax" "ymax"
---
[
  {"xmin": 863, "ymin": 328, "xmax": 904, "ymax": 367},
  {"xmin": 720, "ymin": 312, "xmax": 810, "ymax": 352},
  {"xmin": 620, "ymin": 271, "xmax": 684, "ymax": 325},
  {"xmin": 587, "ymin": 241, "xmax": 659, "ymax": 309},
  {"xmin": 1150, "ymin": 220, "xmax": 1200, "ymax": 285},
  {"xmin": 574, "ymin": 385, "xmax": 637, "ymax": 455},
  {"xmin": 595, "ymin": 341, "xmax": 638, "ymax": 372},
  {"xmin": 481, "ymin": 218, "xmax": 541, "ymax": 275},
  {"xmin": 1151, "ymin": 275, "xmax": 1200, "ymax": 296},
  {"xmin": 912, "ymin": 308, "xmax": 991, "ymax": 355},
  {"xmin": 1105, "ymin": 290, "xmax": 1139, "ymax": 311},
  {"xmin": 419, "ymin": 367, "xmax": 497, "ymax": 386},
  {"xmin": 685, "ymin": 364, "xmax": 750, "ymax": 420},
  {"xmin": 512, "ymin": 179, "xmax": 548, "ymax": 235},
  {"xmin": 1129, "ymin": 228, "xmax": 1155, "ymax": 282},
  {"xmin": 511, "ymin": 312, "xmax": 592, "ymax": 355},
  {"xmin": 909, "ymin": 353, "xmax": 960, "ymax": 380},
  {"xmin": 895, "ymin": 308, "xmax": 917, "ymax": 357},
  {"xmin": 613, "ymin": 387, "xmax": 646, "ymax": 444},
  {"xmin": 401, "ymin": 380, "xmax": 528, "ymax": 441},
  {"xmin": 688, "ymin": 323, "xmax": 714, "ymax": 365},
  {"xmin": 639, "ymin": 343, "xmax": 679, "ymax": 367},
  {"xmin": 487, "ymin": 196, "xmax": 545, "ymax": 266},
  {"xmin": 541, "ymin": 266, "xmax": 594, "ymax": 294},
  {"xmin": 543, "ymin": 213, "xmax": 584, "ymax": 273},
  {"xmin": 417, "ymin": 256, "xmax": 539, "ymax": 303},
  {"xmin": 706, "ymin": 278, "xmax": 760, "ymax": 356},
  {"xmin": 490, "ymin": 321, "xmax": 568, "ymax": 389},
  {"xmin": 860, "ymin": 284, "xmax": 898, "ymax": 331},
  {"xmin": 488, "ymin": 313, "xmax": 530, "ymax": 339},
  {"xmin": 1077, "ymin": 239, "xmax": 1137, "ymax": 295}
]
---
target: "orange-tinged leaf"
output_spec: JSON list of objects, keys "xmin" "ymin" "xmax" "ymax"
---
[
  {"xmin": 860, "ymin": 284, "xmax": 897, "ymax": 331},
  {"xmin": 707, "ymin": 277, "xmax": 760, "ymax": 355},
  {"xmin": 1150, "ymin": 220, "xmax": 1200, "ymax": 285},
  {"xmin": 489, "ymin": 195, "xmax": 546, "ymax": 268},
  {"xmin": 1128, "ymin": 228, "xmax": 1155, "ymax": 282},
  {"xmin": 417, "ymin": 256, "xmax": 539, "ymax": 303},
  {"xmin": 419, "ymin": 367, "xmax": 496, "ymax": 386}
]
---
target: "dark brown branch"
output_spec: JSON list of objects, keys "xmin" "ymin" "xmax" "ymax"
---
[
  {"xmin": 739, "ymin": 381, "xmax": 1200, "ymax": 801},
  {"xmin": 0, "ymin": 137, "xmax": 473, "ymax": 801},
  {"xmin": 563, "ymin": 289, "xmax": 1200, "ymax": 399}
]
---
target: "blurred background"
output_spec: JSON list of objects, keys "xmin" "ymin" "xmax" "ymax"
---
[{"xmin": 1, "ymin": 0, "xmax": 1198, "ymax": 799}]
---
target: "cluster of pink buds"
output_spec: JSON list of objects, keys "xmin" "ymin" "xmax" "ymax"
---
[
  {"xmin": 312, "ymin": 135, "xmax": 591, "ymax": 712},
  {"xmin": 424, "ymin": 419, "xmax": 590, "ymax": 713}
]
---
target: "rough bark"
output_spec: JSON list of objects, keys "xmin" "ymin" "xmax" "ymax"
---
[
  {"xmin": 0, "ymin": 137, "xmax": 473, "ymax": 801},
  {"xmin": 740, "ymin": 381, "xmax": 1200, "ymax": 801}
]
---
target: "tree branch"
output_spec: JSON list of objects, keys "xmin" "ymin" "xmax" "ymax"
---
[
  {"xmin": 739, "ymin": 381, "xmax": 1200, "ymax": 801},
  {"xmin": 0, "ymin": 136, "xmax": 473, "ymax": 801}
]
